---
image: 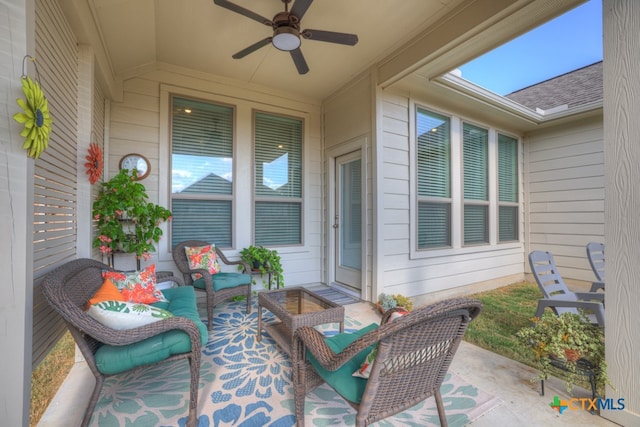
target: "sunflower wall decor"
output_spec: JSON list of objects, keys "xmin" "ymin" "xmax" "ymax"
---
[
  {"xmin": 85, "ymin": 142, "xmax": 104, "ymax": 184},
  {"xmin": 13, "ymin": 56, "xmax": 53, "ymax": 159}
]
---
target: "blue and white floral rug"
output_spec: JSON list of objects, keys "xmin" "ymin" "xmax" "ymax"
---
[{"xmin": 90, "ymin": 299, "xmax": 500, "ymax": 426}]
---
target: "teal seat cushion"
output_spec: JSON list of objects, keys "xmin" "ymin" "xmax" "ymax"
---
[
  {"xmin": 192, "ymin": 272, "xmax": 250, "ymax": 291},
  {"xmin": 95, "ymin": 286, "xmax": 207, "ymax": 375},
  {"xmin": 307, "ymin": 322, "xmax": 378, "ymax": 404}
]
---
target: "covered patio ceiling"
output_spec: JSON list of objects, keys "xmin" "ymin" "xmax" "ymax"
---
[{"xmin": 61, "ymin": 0, "xmax": 586, "ymax": 103}]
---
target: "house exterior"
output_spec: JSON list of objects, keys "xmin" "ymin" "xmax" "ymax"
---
[{"xmin": 1, "ymin": 1, "xmax": 638, "ymax": 426}]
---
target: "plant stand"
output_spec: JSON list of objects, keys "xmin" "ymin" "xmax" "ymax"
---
[
  {"xmin": 540, "ymin": 356, "xmax": 599, "ymax": 412},
  {"xmin": 250, "ymin": 268, "xmax": 281, "ymax": 290},
  {"xmin": 108, "ymin": 251, "xmax": 141, "ymax": 271}
]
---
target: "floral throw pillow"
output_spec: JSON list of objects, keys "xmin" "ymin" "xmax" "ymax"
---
[
  {"xmin": 102, "ymin": 264, "xmax": 166, "ymax": 304},
  {"xmin": 184, "ymin": 244, "xmax": 221, "ymax": 280},
  {"xmin": 87, "ymin": 300, "xmax": 173, "ymax": 330},
  {"xmin": 353, "ymin": 308, "xmax": 410, "ymax": 379}
]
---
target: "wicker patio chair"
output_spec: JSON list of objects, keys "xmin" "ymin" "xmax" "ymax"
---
[
  {"xmin": 40, "ymin": 258, "xmax": 204, "ymax": 427},
  {"xmin": 291, "ymin": 297, "xmax": 482, "ymax": 427},
  {"xmin": 586, "ymin": 242, "xmax": 605, "ymax": 292},
  {"xmin": 529, "ymin": 250, "xmax": 605, "ymax": 327},
  {"xmin": 173, "ymin": 240, "xmax": 252, "ymax": 330}
]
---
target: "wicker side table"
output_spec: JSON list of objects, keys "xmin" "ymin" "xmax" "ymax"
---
[{"xmin": 258, "ymin": 287, "xmax": 344, "ymax": 355}]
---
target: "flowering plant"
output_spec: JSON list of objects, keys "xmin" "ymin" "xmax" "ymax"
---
[
  {"xmin": 92, "ymin": 169, "xmax": 171, "ymax": 259},
  {"xmin": 516, "ymin": 311, "xmax": 610, "ymax": 393}
]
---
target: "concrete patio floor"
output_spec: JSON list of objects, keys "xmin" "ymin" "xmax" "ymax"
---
[{"xmin": 39, "ymin": 297, "xmax": 619, "ymax": 426}]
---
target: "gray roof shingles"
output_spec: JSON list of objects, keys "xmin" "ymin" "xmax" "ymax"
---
[{"xmin": 504, "ymin": 61, "xmax": 602, "ymax": 111}]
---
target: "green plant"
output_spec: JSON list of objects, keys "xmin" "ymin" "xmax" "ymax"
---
[
  {"xmin": 516, "ymin": 311, "xmax": 610, "ymax": 394},
  {"xmin": 239, "ymin": 245, "xmax": 284, "ymax": 289},
  {"xmin": 377, "ymin": 293, "xmax": 413, "ymax": 312},
  {"xmin": 92, "ymin": 169, "xmax": 172, "ymax": 259}
]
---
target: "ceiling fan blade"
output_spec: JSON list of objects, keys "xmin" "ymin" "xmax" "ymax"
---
[
  {"xmin": 302, "ymin": 29, "xmax": 358, "ymax": 46},
  {"xmin": 213, "ymin": 0, "xmax": 272, "ymax": 25},
  {"xmin": 232, "ymin": 37, "xmax": 272, "ymax": 59},
  {"xmin": 290, "ymin": 48, "xmax": 309, "ymax": 75},
  {"xmin": 290, "ymin": 0, "xmax": 313, "ymax": 20}
]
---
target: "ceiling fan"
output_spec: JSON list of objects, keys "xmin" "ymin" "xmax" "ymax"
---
[{"xmin": 213, "ymin": 0, "xmax": 359, "ymax": 74}]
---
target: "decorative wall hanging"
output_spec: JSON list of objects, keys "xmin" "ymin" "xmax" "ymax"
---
[
  {"xmin": 13, "ymin": 55, "xmax": 53, "ymax": 159},
  {"xmin": 85, "ymin": 142, "xmax": 104, "ymax": 184}
]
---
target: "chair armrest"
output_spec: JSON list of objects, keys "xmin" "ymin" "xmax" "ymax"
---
[
  {"xmin": 292, "ymin": 326, "xmax": 380, "ymax": 372},
  {"xmin": 535, "ymin": 299, "xmax": 605, "ymax": 326},
  {"xmin": 574, "ymin": 292, "xmax": 605, "ymax": 302},
  {"xmin": 589, "ymin": 281, "xmax": 605, "ymax": 292},
  {"xmin": 156, "ymin": 272, "xmax": 184, "ymax": 287}
]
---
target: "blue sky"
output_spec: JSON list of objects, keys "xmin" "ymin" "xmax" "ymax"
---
[{"xmin": 458, "ymin": 0, "xmax": 602, "ymax": 95}]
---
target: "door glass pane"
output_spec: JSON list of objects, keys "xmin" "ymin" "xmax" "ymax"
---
[{"xmin": 340, "ymin": 159, "xmax": 361, "ymax": 270}]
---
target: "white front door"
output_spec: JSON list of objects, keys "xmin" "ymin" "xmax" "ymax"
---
[{"xmin": 334, "ymin": 151, "xmax": 362, "ymax": 290}]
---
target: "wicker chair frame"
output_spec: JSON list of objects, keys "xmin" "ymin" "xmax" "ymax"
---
[
  {"xmin": 172, "ymin": 240, "xmax": 252, "ymax": 330},
  {"xmin": 291, "ymin": 297, "xmax": 482, "ymax": 427},
  {"xmin": 40, "ymin": 258, "xmax": 202, "ymax": 427}
]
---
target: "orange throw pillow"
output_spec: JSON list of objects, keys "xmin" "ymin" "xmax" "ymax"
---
[{"xmin": 87, "ymin": 278, "xmax": 125, "ymax": 308}]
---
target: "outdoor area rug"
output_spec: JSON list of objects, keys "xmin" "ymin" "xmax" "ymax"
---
[{"xmin": 90, "ymin": 299, "xmax": 501, "ymax": 426}]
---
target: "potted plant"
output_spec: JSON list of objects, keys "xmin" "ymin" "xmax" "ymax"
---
[
  {"xmin": 516, "ymin": 311, "xmax": 610, "ymax": 394},
  {"xmin": 92, "ymin": 169, "xmax": 172, "ymax": 262},
  {"xmin": 238, "ymin": 245, "xmax": 284, "ymax": 289},
  {"xmin": 377, "ymin": 293, "xmax": 414, "ymax": 313}
]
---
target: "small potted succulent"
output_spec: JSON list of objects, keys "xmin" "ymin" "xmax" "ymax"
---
[
  {"xmin": 238, "ymin": 245, "xmax": 284, "ymax": 289},
  {"xmin": 377, "ymin": 293, "xmax": 414, "ymax": 313},
  {"xmin": 516, "ymin": 311, "xmax": 610, "ymax": 394}
]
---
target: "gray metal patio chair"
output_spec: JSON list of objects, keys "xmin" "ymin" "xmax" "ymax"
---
[
  {"xmin": 173, "ymin": 240, "xmax": 252, "ymax": 330},
  {"xmin": 586, "ymin": 242, "xmax": 605, "ymax": 292},
  {"xmin": 291, "ymin": 298, "xmax": 482, "ymax": 427},
  {"xmin": 529, "ymin": 250, "xmax": 605, "ymax": 327}
]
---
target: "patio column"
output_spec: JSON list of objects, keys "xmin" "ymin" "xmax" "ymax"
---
[
  {"xmin": 603, "ymin": 0, "xmax": 640, "ymax": 424},
  {"xmin": 0, "ymin": 0, "xmax": 35, "ymax": 426}
]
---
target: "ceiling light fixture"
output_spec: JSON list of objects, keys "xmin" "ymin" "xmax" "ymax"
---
[{"xmin": 272, "ymin": 26, "xmax": 301, "ymax": 51}]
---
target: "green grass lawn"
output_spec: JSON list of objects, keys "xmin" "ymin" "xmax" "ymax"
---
[{"xmin": 464, "ymin": 281, "xmax": 542, "ymax": 369}]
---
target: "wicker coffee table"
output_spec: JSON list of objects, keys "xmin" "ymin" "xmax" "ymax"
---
[{"xmin": 257, "ymin": 287, "xmax": 345, "ymax": 355}]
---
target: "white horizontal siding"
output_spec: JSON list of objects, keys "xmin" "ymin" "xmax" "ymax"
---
[
  {"xmin": 378, "ymin": 90, "xmax": 526, "ymax": 301},
  {"xmin": 525, "ymin": 117, "xmax": 604, "ymax": 282}
]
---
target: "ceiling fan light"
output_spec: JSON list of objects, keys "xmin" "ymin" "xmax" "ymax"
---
[{"xmin": 272, "ymin": 26, "xmax": 301, "ymax": 51}]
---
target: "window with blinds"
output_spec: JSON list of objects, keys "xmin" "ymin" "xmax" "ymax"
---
[
  {"xmin": 170, "ymin": 96, "xmax": 234, "ymax": 248},
  {"xmin": 498, "ymin": 133, "xmax": 519, "ymax": 242},
  {"xmin": 416, "ymin": 108, "xmax": 451, "ymax": 248},
  {"xmin": 414, "ymin": 105, "xmax": 521, "ymax": 252},
  {"xmin": 463, "ymin": 123, "xmax": 489, "ymax": 245},
  {"xmin": 254, "ymin": 112, "xmax": 303, "ymax": 246}
]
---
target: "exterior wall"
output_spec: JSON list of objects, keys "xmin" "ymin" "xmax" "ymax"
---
[
  {"xmin": 322, "ymin": 73, "xmax": 374, "ymax": 298},
  {"xmin": 524, "ymin": 115, "xmax": 604, "ymax": 282},
  {"xmin": 0, "ymin": 1, "xmax": 32, "ymax": 425},
  {"xmin": 603, "ymin": 0, "xmax": 640, "ymax": 424},
  {"xmin": 377, "ymin": 86, "xmax": 526, "ymax": 307},
  {"xmin": 107, "ymin": 68, "xmax": 324, "ymax": 287}
]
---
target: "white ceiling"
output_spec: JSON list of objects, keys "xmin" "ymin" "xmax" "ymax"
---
[{"xmin": 85, "ymin": 0, "xmax": 466, "ymax": 100}]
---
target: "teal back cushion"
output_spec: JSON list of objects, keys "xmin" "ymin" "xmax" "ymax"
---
[
  {"xmin": 307, "ymin": 323, "xmax": 378, "ymax": 404},
  {"xmin": 95, "ymin": 286, "xmax": 207, "ymax": 375},
  {"xmin": 192, "ymin": 272, "xmax": 250, "ymax": 291}
]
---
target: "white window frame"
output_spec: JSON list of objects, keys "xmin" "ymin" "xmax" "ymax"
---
[{"xmin": 410, "ymin": 101, "xmax": 522, "ymax": 259}]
